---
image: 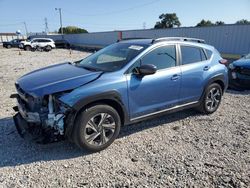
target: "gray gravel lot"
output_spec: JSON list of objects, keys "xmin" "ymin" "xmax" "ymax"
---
[{"xmin": 0, "ymin": 48, "xmax": 249, "ymax": 187}]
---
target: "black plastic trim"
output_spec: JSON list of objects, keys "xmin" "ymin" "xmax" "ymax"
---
[
  {"xmin": 65, "ymin": 91, "xmax": 129, "ymax": 136},
  {"xmin": 205, "ymin": 74, "xmax": 227, "ymax": 93}
]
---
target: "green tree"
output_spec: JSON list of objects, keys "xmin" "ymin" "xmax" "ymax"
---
[
  {"xmin": 215, "ymin": 21, "xmax": 225, "ymax": 25},
  {"xmin": 154, "ymin": 13, "xmax": 181, "ymax": 29},
  {"xmin": 196, "ymin": 19, "xmax": 214, "ymax": 27},
  {"xmin": 235, "ymin": 19, "xmax": 250, "ymax": 25},
  {"xmin": 58, "ymin": 26, "xmax": 88, "ymax": 34}
]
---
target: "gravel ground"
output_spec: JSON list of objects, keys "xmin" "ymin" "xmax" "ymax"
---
[{"xmin": 0, "ymin": 48, "xmax": 249, "ymax": 188}]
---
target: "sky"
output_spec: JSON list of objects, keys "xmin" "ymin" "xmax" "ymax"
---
[{"xmin": 0, "ymin": 0, "xmax": 249, "ymax": 34}]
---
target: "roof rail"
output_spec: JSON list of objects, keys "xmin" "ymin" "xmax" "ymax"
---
[
  {"xmin": 152, "ymin": 37, "xmax": 205, "ymax": 44},
  {"xmin": 117, "ymin": 37, "xmax": 151, "ymax": 42}
]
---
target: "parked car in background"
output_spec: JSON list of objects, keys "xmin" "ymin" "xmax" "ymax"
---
[
  {"xmin": 228, "ymin": 53, "xmax": 250, "ymax": 90},
  {"xmin": 54, "ymin": 39, "xmax": 70, "ymax": 48},
  {"xmin": 12, "ymin": 37, "xmax": 228, "ymax": 152},
  {"xmin": 19, "ymin": 38, "xmax": 55, "ymax": 51},
  {"xmin": 3, "ymin": 39, "xmax": 25, "ymax": 48}
]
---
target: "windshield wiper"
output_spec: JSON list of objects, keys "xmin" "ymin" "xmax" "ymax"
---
[
  {"xmin": 80, "ymin": 65, "xmax": 101, "ymax": 72},
  {"xmin": 68, "ymin": 61, "xmax": 76, "ymax": 66}
]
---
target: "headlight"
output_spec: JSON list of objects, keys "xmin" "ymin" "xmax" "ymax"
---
[
  {"xmin": 231, "ymin": 72, "xmax": 237, "ymax": 79},
  {"xmin": 228, "ymin": 63, "xmax": 235, "ymax": 70}
]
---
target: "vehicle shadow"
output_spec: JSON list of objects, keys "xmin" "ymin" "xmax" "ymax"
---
[
  {"xmin": 0, "ymin": 109, "xmax": 197, "ymax": 168},
  {"xmin": 226, "ymin": 89, "xmax": 250, "ymax": 95}
]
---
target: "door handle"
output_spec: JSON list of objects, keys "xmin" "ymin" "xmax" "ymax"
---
[
  {"xmin": 171, "ymin": 74, "xmax": 180, "ymax": 81},
  {"xmin": 203, "ymin": 66, "xmax": 210, "ymax": 71}
]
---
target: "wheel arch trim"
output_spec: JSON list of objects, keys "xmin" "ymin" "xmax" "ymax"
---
[
  {"xmin": 205, "ymin": 74, "xmax": 227, "ymax": 93},
  {"xmin": 65, "ymin": 91, "xmax": 129, "ymax": 140}
]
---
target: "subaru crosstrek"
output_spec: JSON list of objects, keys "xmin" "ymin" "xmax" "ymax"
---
[{"xmin": 11, "ymin": 37, "xmax": 228, "ymax": 151}]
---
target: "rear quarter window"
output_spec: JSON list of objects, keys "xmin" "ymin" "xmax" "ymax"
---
[
  {"xmin": 181, "ymin": 46, "xmax": 206, "ymax": 65},
  {"xmin": 205, "ymin": 49, "xmax": 213, "ymax": 59}
]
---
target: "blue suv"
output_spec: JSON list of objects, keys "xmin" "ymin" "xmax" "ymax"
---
[{"xmin": 12, "ymin": 37, "xmax": 228, "ymax": 151}]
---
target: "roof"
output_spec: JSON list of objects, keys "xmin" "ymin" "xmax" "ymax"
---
[
  {"xmin": 118, "ymin": 37, "xmax": 215, "ymax": 51},
  {"xmin": 118, "ymin": 38, "xmax": 153, "ymax": 45}
]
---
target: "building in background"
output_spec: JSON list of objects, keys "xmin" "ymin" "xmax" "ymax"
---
[{"xmin": 0, "ymin": 33, "xmax": 26, "ymax": 43}]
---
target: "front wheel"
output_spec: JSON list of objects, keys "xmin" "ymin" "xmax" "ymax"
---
[
  {"xmin": 197, "ymin": 83, "xmax": 222, "ymax": 114},
  {"xmin": 73, "ymin": 104, "xmax": 121, "ymax": 152}
]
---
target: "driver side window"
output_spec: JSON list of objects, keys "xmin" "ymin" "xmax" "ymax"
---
[{"xmin": 142, "ymin": 45, "xmax": 176, "ymax": 70}]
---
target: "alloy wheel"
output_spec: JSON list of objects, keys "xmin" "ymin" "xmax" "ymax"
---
[
  {"xmin": 205, "ymin": 87, "xmax": 221, "ymax": 111},
  {"xmin": 84, "ymin": 113, "xmax": 116, "ymax": 146}
]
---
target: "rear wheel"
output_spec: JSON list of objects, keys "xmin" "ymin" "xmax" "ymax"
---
[
  {"xmin": 24, "ymin": 45, "xmax": 31, "ymax": 51},
  {"xmin": 73, "ymin": 104, "xmax": 121, "ymax": 152},
  {"xmin": 197, "ymin": 83, "xmax": 222, "ymax": 114},
  {"xmin": 44, "ymin": 45, "xmax": 52, "ymax": 51},
  {"xmin": 7, "ymin": 44, "xmax": 11, "ymax": 48}
]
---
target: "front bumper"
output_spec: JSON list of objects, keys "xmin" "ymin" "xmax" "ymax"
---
[
  {"xmin": 13, "ymin": 113, "xmax": 29, "ymax": 137},
  {"xmin": 229, "ymin": 69, "xmax": 250, "ymax": 89},
  {"xmin": 17, "ymin": 100, "xmax": 40, "ymax": 123},
  {"xmin": 13, "ymin": 112, "xmax": 65, "ymax": 143}
]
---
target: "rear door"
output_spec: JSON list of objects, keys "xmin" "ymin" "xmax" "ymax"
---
[
  {"xmin": 179, "ymin": 45, "xmax": 210, "ymax": 104},
  {"xmin": 126, "ymin": 45, "xmax": 181, "ymax": 120},
  {"xmin": 38, "ymin": 39, "xmax": 46, "ymax": 47}
]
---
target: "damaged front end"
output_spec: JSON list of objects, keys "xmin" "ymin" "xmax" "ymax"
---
[
  {"xmin": 229, "ymin": 64, "xmax": 250, "ymax": 89},
  {"xmin": 11, "ymin": 83, "xmax": 72, "ymax": 144}
]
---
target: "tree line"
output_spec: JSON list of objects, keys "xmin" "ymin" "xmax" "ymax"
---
[
  {"xmin": 154, "ymin": 13, "xmax": 250, "ymax": 29},
  {"xmin": 58, "ymin": 26, "xmax": 88, "ymax": 34},
  {"xmin": 57, "ymin": 13, "xmax": 249, "ymax": 34}
]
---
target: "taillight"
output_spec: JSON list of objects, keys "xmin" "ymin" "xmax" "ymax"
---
[{"xmin": 219, "ymin": 59, "xmax": 228, "ymax": 65}]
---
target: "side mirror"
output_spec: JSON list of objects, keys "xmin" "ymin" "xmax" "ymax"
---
[{"xmin": 133, "ymin": 64, "xmax": 157, "ymax": 76}]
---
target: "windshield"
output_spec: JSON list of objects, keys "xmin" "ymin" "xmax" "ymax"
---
[
  {"xmin": 243, "ymin": 53, "xmax": 250, "ymax": 59},
  {"xmin": 77, "ymin": 43, "xmax": 148, "ymax": 72}
]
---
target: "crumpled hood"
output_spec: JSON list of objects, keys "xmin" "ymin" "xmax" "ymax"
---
[
  {"xmin": 233, "ymin": 59, "xmax": 250, "ymax": 69},
  {"xmin": 17, "ymin": 62, "xmax": 102, "ymax": 97}
]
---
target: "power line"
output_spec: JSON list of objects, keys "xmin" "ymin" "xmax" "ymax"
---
[
  {"xmin": 0, "ymin": 22, "xmax": 23, "ymax": 26},
  {"xmin": 64, "ymin": 0, "xmax": 160, "ymax": 17}
]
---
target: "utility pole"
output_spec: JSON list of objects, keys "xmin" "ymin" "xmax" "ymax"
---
[
  {"xmin": 23, "ymin": 22, "xmax": 28, "ymax": 36},
  {"xmin": 143, "ymin": 22, "xmax": 146, "ymax": 30},
  {"xmin": 55, "ymin": 8, "xmax": 63, "ymax": 38},
  {"xmin": 44, "ymin": 17, "xmax": 49, "ymax": 34}
]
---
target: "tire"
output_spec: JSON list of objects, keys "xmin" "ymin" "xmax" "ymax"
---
[
  {"xmin": 44, "ymin": 45, "xmax": 52, "ymax": 51},
  {"xmin": 197, "ymin": 83, "xmax": 222, "ymax": 114},
  {"xmin": 7, "ymin": 44, "xmax": 11, "ymax": 49},
  {"xmin": 24, "ymin": 45, "xmax": 31, "ymax": 51},
  {"xmin": 72, "ymin": 104, "xmax": 121, "ymax": 152}
]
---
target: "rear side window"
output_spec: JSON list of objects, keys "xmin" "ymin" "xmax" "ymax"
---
[
  {"xmin": 181, "ymin": 46, "xmax": 206, "ymax": 65},
  {"xmin": 142, "ymin": 45, "xmax": 176, "ymax": 70}
]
